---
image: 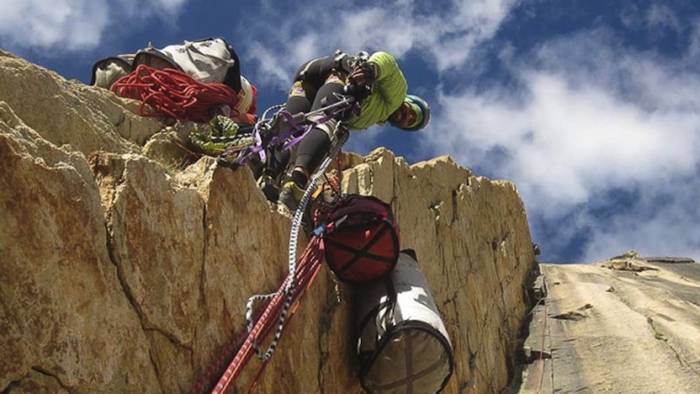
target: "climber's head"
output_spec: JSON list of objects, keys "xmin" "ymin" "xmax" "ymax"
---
[{"xmin": 389, "ymin": 95, "xmax": 430, "ymax": 131}]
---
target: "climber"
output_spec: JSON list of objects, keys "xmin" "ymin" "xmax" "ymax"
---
[{"xmin": 260, "ymin": 51, "xmax": 431, "ymax": 211}]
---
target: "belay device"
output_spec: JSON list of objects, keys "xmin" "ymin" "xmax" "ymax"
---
[{"xmin": 354, "ymin": 249, "xmax": 454, "ymax": 393}]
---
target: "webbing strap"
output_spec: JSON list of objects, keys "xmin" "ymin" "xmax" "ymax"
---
[
  {"xmin": 325, "ymin": 237, "xmax": 397, "ymax": 266},
  {"xmin": 222, "ymin": 104, "xmax": 284, "ymax": 161},
  {"xmin": 324, "ymin": 222, "xmax": 397, "ymax": 270},
  {"xmin": 228, "ymin": 95, "xmax": 356, "ymax": 167},
  {"xmin": 326, "ymin": 220, "xmax": 397, "ymax": 276}
]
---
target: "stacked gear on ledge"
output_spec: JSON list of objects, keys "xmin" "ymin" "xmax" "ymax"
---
[
  {"xmin": 92, "ymin": 37, "xmax": 257, "ymax": 128},
  {"xmin": 111, "ymin": 65, "xmax": 245, "ymax": 124}
]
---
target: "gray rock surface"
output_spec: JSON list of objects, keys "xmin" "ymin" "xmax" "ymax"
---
[{"xmin": 516, "ymin": 255, "xmax": 700, "ymax": 394}]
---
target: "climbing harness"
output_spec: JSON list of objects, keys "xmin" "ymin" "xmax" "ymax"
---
[
  {"xmin": 111, "ymin": 64, "xmax": 241, "ymax": 123},
  {"xmin": 216, "ymin": 53, "xmax": 370, "ymax": 167},
  {"xmin": 218, "ymin": 93, "xmax": 359, "ymax": 168}
]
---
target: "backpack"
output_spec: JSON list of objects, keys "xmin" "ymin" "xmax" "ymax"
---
[
  {"xmin": 91, "ymin": 38, "xmax": 242, "ymax": 92},
  {"xmin": 92, "ymin": 38, "xmax": 256, "ymax": 124},
  {"xmin": 319, "ymin": 195, "xmax": 399, "ymax": 284},
  {"xmin": 90, "ymin": 54, "xmax": 135, "ymax": 89},
  {"xmin": 355, "ymin": 249, "xmax": 454, "ymax": 393}
]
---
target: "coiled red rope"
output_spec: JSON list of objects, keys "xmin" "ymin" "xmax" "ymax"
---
[{"xmin": 111, "ymin": 64, "xmax": 240, "ymax": 123}]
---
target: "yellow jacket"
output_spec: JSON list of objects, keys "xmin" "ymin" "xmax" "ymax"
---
[{"xmin": 347, "ymin": 52, "xmax": 408, "ymax": 130}]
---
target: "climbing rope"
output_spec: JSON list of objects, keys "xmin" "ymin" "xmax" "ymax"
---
[
  {"xmin": 200, "ymin": 89, "xmax": 357, "ymax": 393},
  {"xmin": 206, "ymin": 129, "xmax": 350, "ymax": 394},
  {"xmin": 210, "ymin": 237, "xmax": 324, "ymax": 394},
  {"xmin": 248, "ymin": 128, "xmax": 350, "ymax": 361},
  {"xmin": 111, "ymin": 64, "xmax": 240, "ymax": 123}
]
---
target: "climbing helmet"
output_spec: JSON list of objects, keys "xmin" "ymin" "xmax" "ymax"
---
[{"xmin": 390, "ymin": 94, "xmax": 431, "ymax": 131}]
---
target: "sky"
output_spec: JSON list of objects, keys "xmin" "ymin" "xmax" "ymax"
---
[{"xmin": 1, "ymin": 0, "xmax": 699, "ymax": 263}]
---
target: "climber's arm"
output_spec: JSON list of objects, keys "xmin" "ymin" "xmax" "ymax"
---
[{"xmin": 368, "ymin": 52, "xmax": 408, "ymax": 116}]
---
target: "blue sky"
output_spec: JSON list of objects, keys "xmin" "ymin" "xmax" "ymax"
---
[{"xmin": 2, "ymin": 0, "xmax": 699, "ymax": 263}]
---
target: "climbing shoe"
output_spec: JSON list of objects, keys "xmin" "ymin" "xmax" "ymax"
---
[
  {"xmin": 257, "ymin": 174, "xmax": 280, "ymax": 202},
  {"xmin": 278, "ymin": 179, "xmax": 306, "ymax": 212}
]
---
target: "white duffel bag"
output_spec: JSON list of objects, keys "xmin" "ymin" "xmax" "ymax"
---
[
  {"xmin": 135, "ymin": 37, "xmax": 242, "ymax": 91},
  {"xmin": 92, "ymin": 38, "xmax": 242, "ymax": 92},
  {"xmin": 355, "ymin": 249, "xmax": 454, "ymax": 393},
  {"xmin": 90, "ymin": 54, "xmax": 135, "ymax": 88}
]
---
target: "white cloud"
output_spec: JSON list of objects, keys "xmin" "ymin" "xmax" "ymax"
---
[
  {"xmin": 620, "ymin": 3, "xmax": 684, "ymax": 35},
  {"xmin": 0, "ymin": 0, "xmax": 190, "ymax": 52},
  {"xmin": 687, "ymin": 18, "xmax": 700, "ymax": 62},
  {"xmin": 0, "ymin": 0, "xmax": 108, "ymax": 50},
  {"xmin": 241, "ymin": 0, "xmax": 519, "ymax": 88},
  {"xmin": 233, "ymin": 2, "xmax": 700, "ymax": 262},
  {"xmin": 645, "ymin": 4, "xmax": 683, "ymax": 34},
  {"xmin": 118, "ymin": 0, "xmax": 189, "ymax": 18},
  {"xmin": 582, "ymin": 175, "xmax": 700, "ymax": 261},
  {"xmin": 246, "ymin": 43, "xmax": 290, "ymax": 89},
  {"xmin": 153, "ymin": 0, "xmax": 189, "ymax": 12},
  {"xmin": 427, "ymin": 28, "xmax": 700, "ymax": 261}
]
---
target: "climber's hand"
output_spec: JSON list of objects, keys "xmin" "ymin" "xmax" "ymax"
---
[
  {"xmin": 348, "ymin": 62, "xmax": 376, "ymax": 88},
  {"xmin": 343, "ymin": 83, "xmax": 372, "ymax": 101}
]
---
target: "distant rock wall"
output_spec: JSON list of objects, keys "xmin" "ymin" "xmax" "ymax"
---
[
  {"xmin": 518, "ymin": 254, "xmax": 700, "ymax": 393},
  {"xmin": 0, "ymin": 52, "xmax": 536, "ymax": 393}
]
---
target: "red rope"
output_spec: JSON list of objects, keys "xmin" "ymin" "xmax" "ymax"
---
[
  {"xmin": 111, "ymin": 64, "xmax": 241, "ymax": 123},
  {"xmin": 195, "ymin": 237, "xmax": 324, "ymax": 394},
  {"xmin": 246, "ymin": 249, "xmax": 325, "ymax": 394}
]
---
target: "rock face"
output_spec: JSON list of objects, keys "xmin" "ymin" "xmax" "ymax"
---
[
  {"xmin": 516, "ymin": 253, "xmax": 700, "ymax": 393},
  {"xmin": 0, "ymin": 52, "xmax": 536, "ymax": 393},
  {"xmin": 342, "ymin": 150, "xmax": 536, "ymax": 392}
]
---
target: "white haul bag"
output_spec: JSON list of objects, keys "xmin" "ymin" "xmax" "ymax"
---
[{"xmin": 355, "ymin": 249, "xmax": 454, "ymax": 393}]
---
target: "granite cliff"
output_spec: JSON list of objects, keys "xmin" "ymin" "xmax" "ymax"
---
[
  {"xmin": 0, "ymin": 51, "xmax": 537, "ymax": 393},
  {"xmin": 516, "ymin": 252, "xmax": 700, "ymax": 393}
]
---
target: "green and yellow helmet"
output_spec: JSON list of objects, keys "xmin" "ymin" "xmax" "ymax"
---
[{"xmin": 390, "ymin": 94, "xmax": 431, "ymax": 131}]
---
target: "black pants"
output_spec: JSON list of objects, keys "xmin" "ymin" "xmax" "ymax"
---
[{"xmin": 265, "ymin": 59, "xmax": 347, "ymax": 184}]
